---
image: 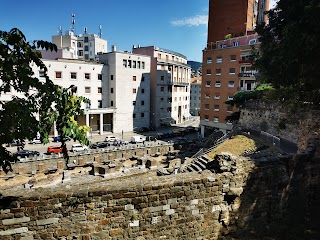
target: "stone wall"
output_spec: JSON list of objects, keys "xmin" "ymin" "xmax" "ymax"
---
[
  {"xmin": 0, "ymin": 144, "xmax": 174, "ymax": 177},
  {"xmin": 238, "ymin": 100, "xmax": 300, "ymax": 143}
]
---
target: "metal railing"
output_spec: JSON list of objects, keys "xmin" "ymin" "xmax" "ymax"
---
[{"xmin": 260, "ymin": 131, "xmax": 281, "ymax": 147}]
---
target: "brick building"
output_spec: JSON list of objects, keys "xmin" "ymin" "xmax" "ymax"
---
[{"xmin": 200, "ymin": 0, "xmax": 269, "ymax": 135}]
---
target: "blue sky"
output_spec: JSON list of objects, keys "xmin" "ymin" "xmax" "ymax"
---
[{"xmin": 1, "ymin": 0, "xmax": 277, "ymax": 62}]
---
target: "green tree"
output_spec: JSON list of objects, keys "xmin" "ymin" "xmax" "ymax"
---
[
  {"xmin": 254, "ymin": 0, "xmax": 320, "ymax": 106},
  {"xmin": 0, "ymin": 28, "xmax": 90, "ymax": 172}
]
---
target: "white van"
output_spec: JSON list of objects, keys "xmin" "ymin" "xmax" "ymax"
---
[{"xmin": 130, "ymin": 135, "xmax": 146, "ymax": 144}]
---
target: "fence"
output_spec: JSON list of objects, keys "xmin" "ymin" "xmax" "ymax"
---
[{"xmin": 260, "ymin": 131, "xmax": 281, "ymax": 147}]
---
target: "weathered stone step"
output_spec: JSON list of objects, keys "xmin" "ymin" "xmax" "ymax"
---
[
  {"xmin": 193, "ymin": 160, "xmax": 206, "ymax": 170},
  {"xmin": 197, "ymin": 158, "xmax": 208, "ymax": 166},
  {"xmin": 189, "ymin": 163, "xmax": 203, "ymax": 172}
]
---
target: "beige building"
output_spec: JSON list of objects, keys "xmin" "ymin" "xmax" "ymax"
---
[
  {"xmin": 190, "ymin": 77, "xmax": 202, "ymax": 116},
  {"xmin": 132, "ymin": 46, "xmax": 191, "ymax": 128}
]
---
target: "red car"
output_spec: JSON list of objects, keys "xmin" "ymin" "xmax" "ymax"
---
[{"xmin": 47, "ymin": 146, "xmax": 67, "ymax": 154}]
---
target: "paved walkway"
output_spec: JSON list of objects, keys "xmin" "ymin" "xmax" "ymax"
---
[{"xmin": 242, "ymin": 128, "xmax": 298, "ymax": 154}]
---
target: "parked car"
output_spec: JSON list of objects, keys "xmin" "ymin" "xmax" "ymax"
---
[
  {"xmin": 138, "ymin": 127, "xmax": 150, "ymax": 132},
  {"xmin": 186, "ymin": 126, "xmax": 197, "ymax": 132},
  {"xmin": 29, "ymin": 138, "xmax": 42, "ymax": 144},
  {"xmin": 145, "ymin": 136, "xmax": 157, "ymax": 142},
  {"xmin": 14, "ymin": 150, "xmax": 40, "ymax": 159},
  {"xmin": 130, "ymin": 136, "xmax": 146, "ymax": 144},
  {"xmin": 47, "ymin": 146, "xmax": 66, "ymax": 154},
  {"xmin": 113, "ymin": 139, "xmax": 129, "ymax": 146},
  {"xmin": 105, "ymin": 136, "xmax": 119, "ymax": 142},
  {"xmin": 90, "ymin": 141, "xmax": 110, "ymax": 149},
  {"xmin": 173, "ymin": 137, "xmax": 188, "ymax": 145},
  {"xmin": 71, "ymin": 144, "xmax": 89, "ymax": 152},
  {"xmin": 53, "ymin": 136, "xmax": 71, "ymax": 142}
]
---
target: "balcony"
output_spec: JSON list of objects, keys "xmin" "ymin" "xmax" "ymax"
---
[
  {"xmin": 238, "ymin": 71, "xmax": 258, "ymax": 78},
  {"xmin": 168, "ymin": 80, "xmax": 189, "ymax": 86},
  {"xmin": 239, "ymin": 59, "xmax": 254, "ymax": 64},
  {"xmin": 205, "ymin": 34, "xmax": 259, "ymax": 51}
]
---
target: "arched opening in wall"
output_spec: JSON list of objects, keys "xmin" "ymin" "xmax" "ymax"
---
[{"xmin": 147, "ymin": 150, "xmax": 149, "ymax": 154}]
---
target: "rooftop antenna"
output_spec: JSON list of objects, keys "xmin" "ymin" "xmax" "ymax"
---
[
  {"xmin": 58, "ymin": 26, "xmax": 62, "ymax": 35},
  {"xmin": 99, "ymin": 24, "xmax": 102, "ymax": 38},
  {"xmin": 84, "ymin": 27, "xmax": 87, "ymax": 34},
  {"xmin": 70, "ymin": 13, "xmax": 76, "ymax": 32}
]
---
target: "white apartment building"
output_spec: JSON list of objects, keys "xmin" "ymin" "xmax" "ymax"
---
[
  {"xmin": 132, "ymin": 46, "xmax": 191, "ymax": 128},
  {"xmin": 190, "ymin": 77, "xmax": 202, "ymax": 116},
  {"xmin": 98, "ymin": 47, "xmax": 151, "ymax": 133},
  {"xmin": 43, "ymin": 29, "xmax": 107, "ymax": 61}
]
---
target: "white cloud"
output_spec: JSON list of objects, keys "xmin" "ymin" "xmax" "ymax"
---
[{"xmin": 171, "ymin": 15, "xmax": 208, "ymax": 27}]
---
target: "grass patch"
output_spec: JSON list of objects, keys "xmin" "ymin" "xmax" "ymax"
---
[{"xmin": 207, "ymin": 134, "xmax": 264, "ymax": 159}]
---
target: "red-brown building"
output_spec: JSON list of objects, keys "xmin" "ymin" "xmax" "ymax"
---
[{"xmin": 200, "ymin": 0, "xmax": 269, "ymax": 135}]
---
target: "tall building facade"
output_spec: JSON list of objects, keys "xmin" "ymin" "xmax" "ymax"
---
[
  {"xmin": 190, "ymin": 77, "xmax": 202, "ymax": 116},
  {"xmin": 132, "ymin": 46, "xmax": 191, "ymax": 128},
  {"xmin": 98, "ymin": 48, "xmax": 151, "ymax": 133},
  {"xmin": 201, "ymin": 0, "xmax": 268, "ymax": 135},
  {"xmin": 207, "ymin": 0, "xmax": 269, "ymax": 44}
]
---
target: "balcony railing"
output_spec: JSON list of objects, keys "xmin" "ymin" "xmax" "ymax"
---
[
  {"xmin": 168, "ymin": 80, "xmax": 189, "ymax": 86},
  {"xmin": 238, "ymin": 71, "xmax": 258, "ymax": 78},
  {"xmin": 205, "ymin": 34, "xmax": 259, "ymax": 51},
  {"xmin": 239, "ymin": 59, "xmax": 254, "ymax": 64}
]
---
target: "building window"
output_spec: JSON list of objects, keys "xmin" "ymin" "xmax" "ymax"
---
[
  {"xmin": 133, "ymin": 61, "xmax": 136, "ymax": 68},
  {"xmin": 230, "ymin": 55, "xmax": 236, "ymax": 61},
  {"xmin": 206, "ymin": 69, "xmax": 212, "ymax": 75},
  {"xmin": 161, "ymin": 65, "xmax": 165, "ymax": 70},
  {"xmin": 215, "ymin": 81, "xmax": 221, "ymax": 87},
  {"xmin": 85, "ymin": 87, "xmax": 91, "ymax": 94},
  {"xmin": 98, "ymin": 74, "xmax": 103, "ymax": 80},
  {"xmin": 141, "ymin": 113, "xmax": 145, "ymax": 118},
  {"xmin": 84, "ymin": 46, "xmax": 89, "ymax": 51},
  {"xmin": 204, "ymin": 115, "xmax": 209, "ymax": 121},
  {"xmin": 142, "ymin": 62, "xmax": 145, "ymax": 69},
  {"xmin": 71, "ymin": 72, "xmax": 77, "ymax": 80},
  {"xmin": 110, "ymin": 88, "xmax": 113, "ymax": 93},
  {"xmin": 137, "ymin": 61, "xmax": 141, "ymax": 69},
  {"xmin": 55, "ymin": 71, "xmax": 62, "ymax": 79},
  {"xmin": 123, "ymin": 59, "xmax": 127, "ymax": 67},
  {"xmin": 233, "ymin": 42, "xmax": 239, "ymax": 47},
  {"xmin": 39, "ymin": 70, "xmax": 45, "ymax": 77},
  {"xmin": 98, "ymin": 100, "xmax": 102, "ymax": 108},
  {"xmin": 98, "ymin": 87, "xmax": 102, "ymax": 93},
  {"xmin": 213, "ymin": 117, "xmax": 219, "ymax": 123},
  {"xmin": 158, "ymin": 53, "xmax": 161, "ymax": 59},
  {"xmin": 214, "ymin": 105, "xmax": 219, "ymax": 111},
  {"xmin": 228, "ymin": 96, "xmax": 234, "ymax": 100},
  {"xmin": 133, "ymin": 113, "xmax": 136, "ymax": 119},
  {"xmin": 133, "ymin": 88, "xmax": 137, "ymax": 94},
  {"xmin": 78, "ymin": 50, "xmax": 83, "ymax": 56},
  {"xmin": 128, "ymin": 60, "xmax": 132, "ymax": 68},
  {"xmin": 141, "ymin": 101, "xmax": 144, "ymax": 105},
  {"xmin": 227, "ymin": 105, "xmax": 233, "ymax": 112},
  {"xmin": 206, "ymin": 57, "xmax": 212, "ymax": 64},
  {"xmin": 205, "ymin": 104, "xmax": 210, "ymax": 110},
  {"xmin": 110, "ymin": 75, "xmax": 113, "ymax": 80},
  {"xmin": 167, "ymin": 107, "xmax": 172, "ymax": 112},
  {"xmin": 161, "ymin": 98, "xmax": 164, "ymax": 101},
  {"xmin": 161, "ymin": 76, "xmax": 164, "ymax": 81},
  {"xmin": 214, "ymin": 94, "xmax": 220, "ymax": 100},
  {"xmin": 84, "ymin": 73, "xmax": 90, "ymax": 80},
  {"xmin": 205, "ymin": 94, "xmax": 210, "ymax": 99},
  {"xmin": 133, "ymin": 101, "xmax": 136, "ymax": 106},
  {"xmin": 160, "ymin": 87, "xmax": 164, "ymax": 93},
  {"xmin": 85, "ymin": 54, "xmax": 89, "ymax": 60},
  {"xmin": 228, "ymin": 81, "xmax": 235, "ymax": 87},
  {"xmin": 216, "ymin": 57, "xmax": 222, "ymax": 63},
  {"xmin": 206, "ymin": 81, "xmax": 211, "ymax": 87},
  {"xmin": 141, "ymin": 88, "xmax": 145, "ymax": 94},
  {"xmin": 229, "ymin": 68, "xmax": 236, "ymax": 74},
  {"xmin": 133, "ymin": 76, "xmax": 136, "ymax": 81},
  {"xmin": 216, "ymin": 69, "xmax": 221, "ymax": 75},
  {"xmin": 111, "ymin": 101, "xmax": 114, "ymax": 106},
  {"xmin": 84, "ymin": 37, "xmax": 88, "ymax": 43}
]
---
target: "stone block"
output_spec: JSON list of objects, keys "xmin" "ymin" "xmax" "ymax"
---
[
  {"xmin": 149, "ymin": 206, "xmax": 163, "ymax": 213},
  {"xmin": 125, "ymin": 204, "xmax": 134, "ymax": 211},
  {"xmin": 18, "ymin": 166, "xmax": 26, "ymax": 174},
  {"xmin": 36, "ymin": 218, "xmax": 59, "ymax": 226},
  {"xmin": 190, "ymin": 199, "xmax": 199, "ymax": 205},
  {"xmin": 165, "ymin": 209, "xmax": 175, "ymax": 215},
  {"xmin": 2, "ymin": 216, "xmax": 30, "ymax": 225},
  {"xmin": 38, "ymin": 163, "xmax": 45, "ymax": 172},
  {"xmin": 78, "ymin": 158, "xmax": 85, "ymax": 166},
  {"xmin": 167, "ymin": 198, "xmax": 177, "ymax": 204},
  {"xmin": 109, "ymin": 228, "xmax": 122, "ymax": 237},
  {"xmin": 162, "ymin": 205, "xmax": 170, "ymax": 211},
  {"xmin": 57, "ymin": 161, "xmax": 64, "ymax": 170},
  {"xmin": 0, "ymin": 227, "xmax": 28, "ymax": 236},
  {"xmin": 94, "ymin": 155, "xmax": 101, "ymax": 163},
  {"xmin": 192, "ymin": 209, "xmax": 200, "ymax": 215},
  {"xmin": 20, "ymin": 235, "xmax": 34, "ymax": 240},
  {"xmin": 129, "ymin": 220, "xmax": 139, "ymax": 227}
]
